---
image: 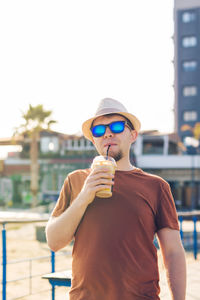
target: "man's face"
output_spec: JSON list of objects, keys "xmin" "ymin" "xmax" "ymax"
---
[{"xmin": 91, "ymin": 114, "xmax": 138, "ymax": 161}]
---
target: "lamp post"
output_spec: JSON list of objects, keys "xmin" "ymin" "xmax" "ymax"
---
[
  {"xmin": 181, "ymin": 123, "xmax": 200, "ymax": 210},
  {"xmin": 184, "ymin": 137, "xmax": 199, "ymax": 210}
]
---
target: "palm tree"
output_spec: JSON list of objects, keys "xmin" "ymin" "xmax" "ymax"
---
[{"xmin": 14, "ymin": 104, "xmax": 57, "ymax": 207}]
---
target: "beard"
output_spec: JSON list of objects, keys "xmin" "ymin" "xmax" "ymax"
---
[{"xmin": 106, "ymin": 149, "xmax": 123, "ymax": 162}]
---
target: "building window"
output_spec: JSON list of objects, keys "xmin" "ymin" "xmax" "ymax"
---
[
  {"xmin": 182, "ymin": 36, "xmax": 197, "ymax": 48},
  {"xmin": 183, "ymin": 111, "xmax": 198, "ymax": 121},
  {"xmin": 143, "ymin": 140, "xmax": 164, "ymax": 155},
  {"xmin": 182, "ymin": 60, "xmax": 197, "ymax": 71},
  {"xmin": 183, "ymin": 86, "xmax": 197, "ymax": 97},
  {"xmin": 40, "ymin": 137, "xmax": 59, "ymax": 153},
  {"xmin": 182, "ymin": 11, "xmax": 196, "ymax": 23}
]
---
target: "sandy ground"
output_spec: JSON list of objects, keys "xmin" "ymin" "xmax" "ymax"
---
[{"xmin": 0, "ymin": 222, "xmax": 198, "ymax": 300}]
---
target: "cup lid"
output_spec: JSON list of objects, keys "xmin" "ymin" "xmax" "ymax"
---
[{"xmin": 93, "ymin": 155, "xmax": 117, "ymax": 166}]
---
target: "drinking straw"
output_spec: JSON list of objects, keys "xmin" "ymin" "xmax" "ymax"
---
[{"xmin": 106, "ymin": 145, "xmax": 111, "ymax": 158}]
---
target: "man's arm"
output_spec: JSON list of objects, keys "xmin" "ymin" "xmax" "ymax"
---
[
  {"xmin": 157, "ymin": 228, "xmax": 186, "ymax": 300},
  {"xmin": 45, "ymin": 167, "xmax": 114, "ymax": 252},
  {"xmin": 46, "ymin": 195, "xmax": 88, "ymax": 252}
]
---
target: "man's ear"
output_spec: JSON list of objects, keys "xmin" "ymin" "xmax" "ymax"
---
[{"xmin": 130, "ymin": 130, "xmax": 138, "ymax": 144}]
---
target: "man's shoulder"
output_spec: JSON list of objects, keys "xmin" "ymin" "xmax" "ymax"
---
[
  {"xmin": 136, "ymin": 169, "xmax": 169, "ymax": 187},
  {"xmin": 67, "ymin": 168, "xmax": 91, "ymax": 180},
  {"xmin": 63, "ymin": 168, "xmax": 91, "ymax": 200}
]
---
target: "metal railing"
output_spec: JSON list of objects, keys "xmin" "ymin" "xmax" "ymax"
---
[
  {"xmin": 178, "ymin": 211, "xmax": 200, "ymax": 260},
  {"xmin": 1, "ymin": 212, "xmax": 200, "ymax": 300},
  {"xmin": 0, "ymin": 218, "xmax": 71, "ymax": 300}
]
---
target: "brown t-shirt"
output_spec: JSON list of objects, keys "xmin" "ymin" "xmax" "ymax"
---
[{"xmin": 52, "ymin": 168, "xmax": 179, "ymax": 300}]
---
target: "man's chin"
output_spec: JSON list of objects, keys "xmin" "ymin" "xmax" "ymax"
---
[{"xmin": 104, "ymin": 149, "xmax": 123, "ymax": 162}]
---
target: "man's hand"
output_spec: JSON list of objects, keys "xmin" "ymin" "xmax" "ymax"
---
[{"xmin": 79, "ymin": 166, "xmax": 114, "ymax": 205}]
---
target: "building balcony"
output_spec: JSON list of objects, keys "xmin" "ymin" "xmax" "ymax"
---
[{"xmin": 137, "ymin": 154, "xmax": 200, "ymax": 169}]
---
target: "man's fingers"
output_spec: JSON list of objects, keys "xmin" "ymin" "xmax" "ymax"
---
[
  {"xmin": 86, "ymin": 176, "xmax": 114, "ymax": 187},
  {"xmin": 94, "ymin": 178, "xmax": 114, "ymax": 186},
  {"xmin": 92, "ymin": 184, "xmax": 114, "ymax": 192},
  {"xmin": 88, "ymin": 171, "xmax": 114, "ymax": 181},
  {"xmin": 91, "ymin": 167, "xmax": 113, "ymax": 175}
]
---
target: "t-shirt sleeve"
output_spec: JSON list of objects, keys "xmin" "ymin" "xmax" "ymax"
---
[
  {"xmin": 155, "ymin": 180, "xmax": 179, "ymax": 232},
  {"xmin": 51, "ymin": 176, "xmax": 71, "ymax": 217}
]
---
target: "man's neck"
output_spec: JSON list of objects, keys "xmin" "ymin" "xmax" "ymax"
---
[{"xmin": 115, "ymin": 158, "xmax": 135, "ymax": 171}]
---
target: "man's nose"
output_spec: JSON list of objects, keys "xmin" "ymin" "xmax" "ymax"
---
[{"xmin": 103, "ymin": 126, "xmax": 113, "ymax": 138}]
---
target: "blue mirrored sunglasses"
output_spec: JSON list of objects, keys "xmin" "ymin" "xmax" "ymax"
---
[{"xmin": 91, "ymin": 120, "xmax": 130, "ymax": 138}]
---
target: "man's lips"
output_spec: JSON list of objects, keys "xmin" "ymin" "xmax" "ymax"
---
[{"xmin": 104, "ymin": 143, "xmax": 117, "ymax": 148}]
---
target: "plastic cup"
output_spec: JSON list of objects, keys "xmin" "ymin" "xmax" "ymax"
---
[{"xmin": 91, "ymin": 155, "xmax": 117, "ymax": 198}]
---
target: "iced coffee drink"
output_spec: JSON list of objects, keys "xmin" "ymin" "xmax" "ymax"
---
[{"xmin": 91, "ymin": 155, "xmax": 117, "ymax": 198}]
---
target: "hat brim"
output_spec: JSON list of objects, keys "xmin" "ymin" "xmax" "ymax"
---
[{"xmin": 82, "ymin": 111, "xmax": 141, "ymax": 141}]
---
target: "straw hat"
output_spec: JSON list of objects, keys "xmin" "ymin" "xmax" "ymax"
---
[{"xmin": 82, "ymin": 98, "xmax": 141, "ymax": 141}]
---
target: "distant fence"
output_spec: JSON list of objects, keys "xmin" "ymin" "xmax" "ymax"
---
[
  {"xmin": 1, "ymin": 212, "xmax": 200, "ymax": 300},
  {"xmin": 178, "ymin": 211, "xmax": 200, "ymax": 260},
  {"xmin": 0, "ymin": 218, "xmax": 71, "ymax": 300}
]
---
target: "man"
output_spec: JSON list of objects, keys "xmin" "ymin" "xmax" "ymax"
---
[{"xmin": 46, "ymin": 98, "xmax": 186, "ymax": 300}]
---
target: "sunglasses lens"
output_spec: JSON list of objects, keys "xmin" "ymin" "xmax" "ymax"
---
[
  {"xmin": 92, "ymin": 125, "xmax": 106, "ymax": 137},
  {"xmin": 91, "ymin": 121, "xmax": 125, "ymax": 137},
  {"xmin": 110, "ymin": 121, "xmax": 125, "ymax": 133}
]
